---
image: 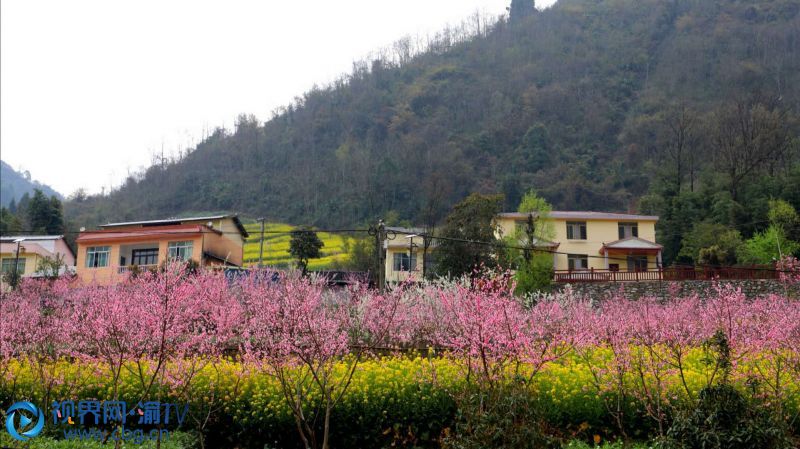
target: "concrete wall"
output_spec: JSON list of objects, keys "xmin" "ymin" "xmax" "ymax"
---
[
  {"xmin": 556, "ymin": 280, "xmax": 800, "ymax": 301},
  {"xmin": 202, "ymin": 230, "xmax": 244, "ymax": 266}
]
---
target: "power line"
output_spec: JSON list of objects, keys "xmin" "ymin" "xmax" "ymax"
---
[
  {"xmin": 384, "ymin": 228, "xmax": 790, "ymax": 272},
  {"xmin": 3, "ymin": 224, "xmax": 792, "ymax": 272}
]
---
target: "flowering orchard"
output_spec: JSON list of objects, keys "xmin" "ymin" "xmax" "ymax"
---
[{"xmin": 1, "ymin": 263, "xmax": 800, "ymax": 448}]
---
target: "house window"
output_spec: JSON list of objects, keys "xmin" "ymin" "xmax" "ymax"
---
[
  {"xmin": 618, "ymin": 222, "xmax": 639, "ymax": 239},
  {"xmin": 568, "ymin": 254, "xmax": 588, "ymax": 270},
  {"xmin": 86, "ymin": 246, "xmax": 110, "ymax": 268},
  {"xmin": 1, "ymin": 258, "xmax": 26, "ymax": 274},
  {"xmin": 131, "ymin": 248, "xmax": 159, "ymax": 266},
  {"xmin": 168, "ymin": 241, "xmax": 193, "ymax": 261},
  {"xmin": 392, "ymin": 253, "xmax": 417, "ymax": 272},
  {"xmin": 566, "ymin": 222, "xmax": 587, "ymax": 240}
]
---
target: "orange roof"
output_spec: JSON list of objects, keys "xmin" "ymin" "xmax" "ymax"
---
[{"xmin": 76, "ymin": 224, "xmax": 215, "ymax": 243}]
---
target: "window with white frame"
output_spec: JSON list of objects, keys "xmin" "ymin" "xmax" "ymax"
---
[
  {"xmin": 566, "ymin": 221, "xmax": 587, "ymax": 240},
  {"xmin": 392, "ymin": 253, "xmax": 417, "ymax": 272},
  {"xmin": 167, "ymin": 241, "xmax": 193, "ymax": 261},
  {"xmin": 567, "ymin": 254, "xmax": 589, "ymax": 270},
  {"xmin": 86, "ymin": 246, "xmax": 110, "ymax": 268},
  {"xmin": 618, "ymin": 222, "xmax": 639, "ymax": 239},
  {"xmin": 1, "ymin": 258, "xmax": 26, "ymax": 274}
]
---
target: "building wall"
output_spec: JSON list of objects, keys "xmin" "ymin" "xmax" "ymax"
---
[
  {"xmin": 76, "ymin": 235, "xmax": 204, "ymax": 284},
  {"xmin": 202, "ymin": 230, "xmax": 244, "ymax": 266},
  {"xmin": 385, "ymin": 246, "xmax": 431, "ymax": 283},
  {"xmin": 0, "ymin": 252, "xmax": 42, "ymax": 276},
  {"xmin": 53, "ymin": 239, "xmax": 76, "ymax": 267},
  {"xmin": 496, "ymin": 217, "xmax": 658, "ymax": 271}
]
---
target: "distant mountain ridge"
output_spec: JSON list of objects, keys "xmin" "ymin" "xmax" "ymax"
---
[
  {"xmin": 1, "ymin": 160, "xmax": 62, "ymax": 207},
  {"xmin": 65, "ymin": 0, "xmax": 800, "ymax": 230}
]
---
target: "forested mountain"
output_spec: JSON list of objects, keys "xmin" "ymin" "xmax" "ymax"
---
[
  {"xmin": 1, "ymin": 161, "xmax": 62, "ymax": 207},
  {"xmin": 66, "ymin": 0, "xmax": 800, "ymax": 264}
]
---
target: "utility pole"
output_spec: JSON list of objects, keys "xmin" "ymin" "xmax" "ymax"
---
[
  {"xmin": 11, "ymin": 239, "xmax": 23, "ymax": 289},
  {"xmin": 421, "ymin": 233, "xmax": 432, "ymax": 280},
  {"xmin": 369, "ymin": 219, "xmax": 393, "ymax": 293},
  {"xmin": 257, "ymin": 218, "xmax": 266, "ymax": 268},
  {"xmin": 524, "ymin": 213, "xmax": 536, "ymax": 263},
  {"xmin": 407, "ymin": 235, "xmax": 419, "ymax": 276}
]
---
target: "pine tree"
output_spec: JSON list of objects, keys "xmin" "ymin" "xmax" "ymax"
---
[{"xmin": 26, "ymin": 189, "xmax": 65, "ymax": 235}]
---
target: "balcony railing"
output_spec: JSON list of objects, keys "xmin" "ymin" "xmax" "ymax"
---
[
  {"xmin": 118, "ymin": 265, "xmax": 158, "ymax": 274},
  {"xmin": 554, "ymin": 266, "xmax": 778, "ymax": 283}
]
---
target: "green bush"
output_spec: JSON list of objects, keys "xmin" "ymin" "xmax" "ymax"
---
[
  {"xmin": 442, "ymin": 381, "xmax": 557, "ymax": 449},
  {"xmin": 662, "ymin": 384, "xmax": 793, "ymax": 449}
]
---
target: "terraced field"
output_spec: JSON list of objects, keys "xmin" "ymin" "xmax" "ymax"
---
[{"xmin": 242, "ymin": 222, "xmax": 351, "ymax": 270}]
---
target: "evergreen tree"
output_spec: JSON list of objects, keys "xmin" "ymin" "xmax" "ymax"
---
[
  {"xmin": 436, "ymin": 193, "xmax": 505, "ymax": 278},
  {"xmin": 27, "ymin": 189, "xmax": 64, "ymax": 235},
  {"xmin": 0, "ymin": 207, "xmax": 22, "ymax": 235},
  {"xmin": 289, "ymin": 227, "xmax": 325, "ymax": 276}
]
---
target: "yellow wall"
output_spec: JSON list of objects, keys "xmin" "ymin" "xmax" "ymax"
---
[
  {"xmin": 496, "ymin": 216, "xmax": 658, "ymax": 271},
  {"xmin": 0, "ymin": 253, "xmax": 42, "ymax": 276},
  {"xmin": 385, "ymin": 246, "xmax": 431, "ymax": 283}
]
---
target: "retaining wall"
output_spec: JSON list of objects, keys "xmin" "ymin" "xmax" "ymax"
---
[{"xmin": 556, "ymin": 279, "xmax": 799, "ymax": 301}]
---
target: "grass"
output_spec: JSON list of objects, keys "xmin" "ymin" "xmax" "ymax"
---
[{"xmin": 241, "ymin": 222, "xmax": 351, "ymax": 270}]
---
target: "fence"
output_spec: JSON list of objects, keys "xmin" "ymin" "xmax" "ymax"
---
[{"xmin": 554, "ymin": 265, "xmax": 778, "ymax": 283}]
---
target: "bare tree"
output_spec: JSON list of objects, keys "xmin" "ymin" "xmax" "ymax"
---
[
  {"xmin": 664, "ymin": 104, "xmax": 699, "ymax": 193},
  {"xmin": 711, "ymin": 100, "xmax": 792, "ymax": 201}
]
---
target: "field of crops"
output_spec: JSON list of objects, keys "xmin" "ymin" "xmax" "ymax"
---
[
  {"xmin": 241, "ymin": 222, "xmax": 351, "ymax": 270},
  {"xmin": 3, "ymin": 266, "xmax": 800, "ymax": 449}
]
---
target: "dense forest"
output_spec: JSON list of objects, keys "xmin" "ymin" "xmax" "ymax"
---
[{"xmin": 65, "ymin": 0, "xmax": 800, "ymax": 265}]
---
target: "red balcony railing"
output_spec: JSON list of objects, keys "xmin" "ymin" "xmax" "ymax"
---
[{"xmin": 554, "ymin": 265, "xmax": 778, "ymax": 283}]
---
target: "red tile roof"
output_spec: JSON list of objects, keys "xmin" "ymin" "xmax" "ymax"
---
[{"xmin": 76, "ymin": 225, "xmax": 214, "ymax": 243}]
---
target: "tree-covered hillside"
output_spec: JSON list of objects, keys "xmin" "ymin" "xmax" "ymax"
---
[
  {"xmin": 66, "ymin": 0, "xmax": 800, "ymax": 264},
  {"xmin": 1, "ymin": 161, "xmax": 62, "ymax": 207}
]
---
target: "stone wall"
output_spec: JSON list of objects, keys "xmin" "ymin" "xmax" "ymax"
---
[{"xmin": 556, "ymin": 279, "xmax": 800, "ymax": 301}]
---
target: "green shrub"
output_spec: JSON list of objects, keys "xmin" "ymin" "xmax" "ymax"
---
[
  {"xmin": 662, "ymin": 384, "xmax": 793, "ymax": 449},
  {"xmin": 442, "ymin": 381, "xmax": 557, "ymax": 449}
]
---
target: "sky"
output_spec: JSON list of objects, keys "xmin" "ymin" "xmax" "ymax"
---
[{"xmin": 1, "ymin": 0, "xmax": 557, "ymax": 196}]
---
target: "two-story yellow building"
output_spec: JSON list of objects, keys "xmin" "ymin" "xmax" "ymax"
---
[
  {"xmin": 75, "ymin": 215, "xmax": 248, "ymax": 284},
  {"xmin": 496, "ymin": 211, "xmax": 661, "ymax": 273}
]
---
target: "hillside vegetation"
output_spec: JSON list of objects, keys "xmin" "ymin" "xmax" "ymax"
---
[
  {"xmin": 0, "ymin": 160, "xmax": 61, "ymax": 207},
  {"xmin": 65, "ymin": 0, "xmax": 800, "ymax": 265}
]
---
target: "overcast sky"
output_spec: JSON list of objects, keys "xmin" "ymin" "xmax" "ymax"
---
[{"xmin": 1, "ymin": 0, "xmax": 556, "ymax": 196}]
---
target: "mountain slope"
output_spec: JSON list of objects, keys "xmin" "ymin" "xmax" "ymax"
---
[
  {"xmin": 1, "ymin": 160, "xmax": 62, "ymax": 207},
  {"xmin": 66, "ymin": 0, "xmax": 800, "ymax": 230}
]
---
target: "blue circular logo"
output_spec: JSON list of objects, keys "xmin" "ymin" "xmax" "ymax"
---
[{"xmin": 5, "ymin": 401, "xmax": 45, "ymax": 441}]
